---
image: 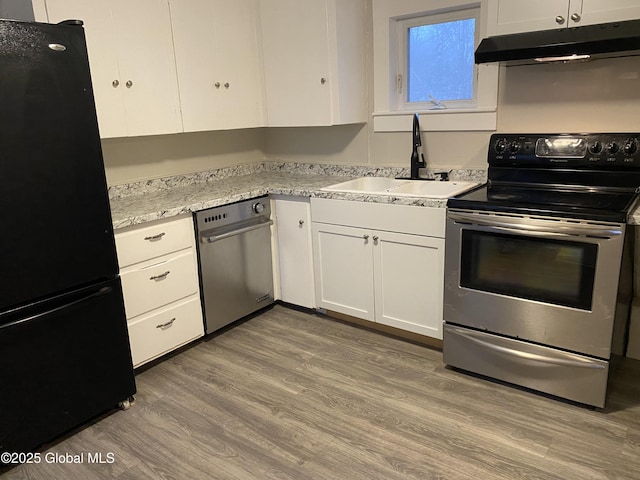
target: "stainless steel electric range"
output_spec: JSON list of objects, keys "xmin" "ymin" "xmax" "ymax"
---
[{"xmin": 443, "ymin": 133, "xmax": 640, "ymax": 408}]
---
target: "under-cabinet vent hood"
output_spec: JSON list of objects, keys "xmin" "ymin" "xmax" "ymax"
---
[{"xmin": 475, "ymin": 18, "xmax": 640, "ymax": 65}]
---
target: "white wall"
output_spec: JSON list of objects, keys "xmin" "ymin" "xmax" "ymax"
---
[
  {"xmin": 497, "ymin": 57, "xmax": 640, "ymax": 132},
  {"xmin": 102, "ymin": 129, "xmax": 265, "ymax": 186}
]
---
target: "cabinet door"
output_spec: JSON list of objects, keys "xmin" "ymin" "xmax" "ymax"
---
[
  {"xmin": 490, "ymin": 0, "xmax": 571, "ymax": 35},
  {"xmin": 170, "ymin": 0, "xmax": 264, "ymax": 131},
  {"xmin": 373, "ymin": 231, "xmax": 445, "ymax": 339},
  {"xmin": 275, "ymin": 198, "xmax": 315, "ymax": 308},
  {"xmin": 578, "ymin": 0, "xmax": 640, "ymax": 26},
  {"xmin": 45, "ymin": 0, "xmax": 182, "ymax": 138},
  {"xmin": 110, "ymin": 0, "xmax": 182, "ymax": 136},
  {"xmin": 312, "ymin": 223, "xmax": 374, "ymax": 320},
  {"xmin": 45, "ymin": 0, "xmax": 128, "ymax": 138},
  {"xmin": 259, "ymin": 0, "xmax": 332, "ymax": 126}
]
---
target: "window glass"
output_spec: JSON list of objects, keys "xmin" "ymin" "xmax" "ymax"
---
[{"xmin": 407, "ymin": 18, "xmax": 475, "ymax": 103}]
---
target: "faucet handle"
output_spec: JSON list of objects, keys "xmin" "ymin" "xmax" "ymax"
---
[{"xmin": 434, "ymin": 170, "xmax": 451, "ymax": 181}]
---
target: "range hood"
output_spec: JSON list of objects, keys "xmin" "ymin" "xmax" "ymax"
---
[{"xmin": 475, "ymin": 18, "xmax": 640, "ymax": 65}]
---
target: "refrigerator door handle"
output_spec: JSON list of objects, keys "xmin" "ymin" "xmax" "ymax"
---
[{"xmin": 0, "ymin": 286, "xmax": 113, "ymax": 330}]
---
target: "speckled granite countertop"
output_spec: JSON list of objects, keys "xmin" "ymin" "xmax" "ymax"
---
[{"xmin": 109, "ymin": 163, "xmax": 487, "ymax": 229}]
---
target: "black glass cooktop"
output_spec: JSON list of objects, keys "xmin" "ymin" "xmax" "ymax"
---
[
  {"xmin": 448, "ymin": 184, "xmax": 638, "ymax": 222},
  {"xmin": 448, "ymin": 133, "xmax": 640, "ymax": 222}
]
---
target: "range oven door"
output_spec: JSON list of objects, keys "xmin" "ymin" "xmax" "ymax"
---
[{"xmin": 444, "ymin": 209, "xmax": 626, "ymax": 360}]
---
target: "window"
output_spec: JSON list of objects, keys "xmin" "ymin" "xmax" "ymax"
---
[
  {"xmin": 399, "ymin": 9, "xmax": 479, "ymax": 111},
  {"xmin": 372, "ymin": 1, "xmax": 498, "ymax": 132}
]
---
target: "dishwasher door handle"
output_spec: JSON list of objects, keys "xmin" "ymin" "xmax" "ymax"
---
[{"xmin": 202, "ymin": 219, "xmax": 274, "ymax": 243}]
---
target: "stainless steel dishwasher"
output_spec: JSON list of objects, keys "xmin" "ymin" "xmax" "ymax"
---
[{"xmin": 195, "ymin": 196, "xmax": 274, "ymax": 334}]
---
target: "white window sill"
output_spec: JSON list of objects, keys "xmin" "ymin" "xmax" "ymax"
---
[{"xmin": 372, "ymin": 109, "xmax": 497, "ymax": 132}]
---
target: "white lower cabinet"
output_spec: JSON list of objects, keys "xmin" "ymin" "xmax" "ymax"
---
[
  {"xmin": 313, "ymin": 223, "xmax": 375, "ymax": 320},
  {"xmin": 115, "ymin": 215, "xmax": 204, "ymax": 368},
  {"xmin": 119, "ymin": 249, "xmax": 200, "ymax": 320},
  {"xmin": 311, "ymin": 198, "xmax": 445, "ymax": 339},
  {"xmin": 373, "ymin": 231, "xmax": 444, "ymax": 338},
  {"xmin": 273, "ymin": 196, "xmax": 316, "ymax": 309},
  {"xmin": 127, "ymin": 297, "xmax": 203, "ymax": 367}
]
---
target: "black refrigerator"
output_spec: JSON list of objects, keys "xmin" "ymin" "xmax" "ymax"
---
[{"xmin": 0, "ymin": 19, "xmax": 136, "ymax": 458}]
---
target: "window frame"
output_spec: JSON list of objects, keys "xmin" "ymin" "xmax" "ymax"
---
[
  {"xmin": 372, "ymin": 0, "xmax": 498, "ymax": 132},
  {"xmin": 397, "ymin": 9, "xmax": 480, "ymax": 112}
]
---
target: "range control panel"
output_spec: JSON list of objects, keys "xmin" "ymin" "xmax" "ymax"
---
[{"xmin": 489, "ymin": 133, "xmax": 640, "ymax": 167}]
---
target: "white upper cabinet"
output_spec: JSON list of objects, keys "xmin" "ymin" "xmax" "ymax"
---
[
  {"xmin": 42, "ymin": 0, "xmax": 182, "ymax": 138},
  {"xmin": 488, "ymin": 0, "xmax": 640, "ymax": 36},
  {"xmin": 579, "ymin": 0, "xmax": 640, "ymax": 26},
  {"xmin": 258, "ymin": 0, "xmax": 367, "ymax": 127},
  {"xmin": 169, "ymin": 0, "xmax": 265, "ymax": 132}
]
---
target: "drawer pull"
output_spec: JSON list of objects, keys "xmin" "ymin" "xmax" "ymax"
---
[
  {"xmin": 156, "ymin": 318, "xmax": 176, "ymax": 329},
  {"xmin": 149, "ymin": 270, "xmax": 170, "ymax": 281},
  {"xmin": 144, "ymin": 232, "xmax": 166, "ymax": 241}
]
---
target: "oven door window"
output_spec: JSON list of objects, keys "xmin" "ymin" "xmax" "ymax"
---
[{"xmin": 460, "ymin": 231, "xmax": 597, "ymax": 310}]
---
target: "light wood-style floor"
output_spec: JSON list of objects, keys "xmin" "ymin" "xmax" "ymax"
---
[{"xmin": 3, "ymin": 304, "xmax": 640, "ymax": 479}]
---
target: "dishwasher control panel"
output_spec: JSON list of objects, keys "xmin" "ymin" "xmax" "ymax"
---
[{"xmin": 194, "ymin": 196, "xmax": 271, "ymax": 232}]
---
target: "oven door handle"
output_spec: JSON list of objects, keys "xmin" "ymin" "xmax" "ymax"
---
[
  {"xmin": 448, "ymin": 211, "xmax": 622, "ymax": 238},
  {"xmin": 451, "ymin": 328, "xmax": 605, "ymax": 369}
]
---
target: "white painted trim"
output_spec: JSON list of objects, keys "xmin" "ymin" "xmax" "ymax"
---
[
  {"xmin": 373, "ymin": 110, "xmax": 496, "ymax": 132},
  {"xmin": 372, "ymin": 0, "xmax": 498, "ymax": 132},
  {"xmin": 31, "ymin": 0, "xmax": 48, "ymax": 22}
]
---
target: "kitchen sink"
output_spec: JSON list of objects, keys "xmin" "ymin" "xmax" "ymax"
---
[
  {"xmin": 390, "ymin": 181, "xmax": 479, "ymax": 198},
  {"xmin": 321, "ymin": 176, "xmax": 407, "ymax": 194},
  {"xmin": 321, "ymin": 177, "xmax": 480, "ymax": 199}
]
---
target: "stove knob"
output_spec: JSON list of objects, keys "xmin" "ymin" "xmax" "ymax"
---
[
  {"xmin": 494, "ymin": 138, "xmax": 507, "ymax": 154},
  {"xmin": 252, "ymin": 202, "xmax": 265, "ymax": 214},
  {"xmin": 509, "ymin": 141, "xmax": 521, "ymax": 154},
  {"xmin": 624, "ymin": 139, "xmax": 637, "ymax": 155},
  {"xmin": 607, "ymin": 142, "xmax": 619, "ymax": 154},
  {"xmin": 589, "ymin": 141, "xmax": 602, "ymax": 154}
]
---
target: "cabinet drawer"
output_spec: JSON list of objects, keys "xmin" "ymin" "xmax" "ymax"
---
[
  {"xmin": 120, "ymin": 250, "xmax": 199, "ymax": 319},
  {"xmin": 128, "ymin": 296, "xmax": 204, "ymax": 368},
  {"xmin": 115, "ymin": 216, "xmax": 194, "ymax": 268}
]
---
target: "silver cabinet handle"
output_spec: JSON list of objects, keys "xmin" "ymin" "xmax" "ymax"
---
[
  {"xmin": 149, "ymin": 271, "xmax": 170, "ymax": 281},
  {"xmin": 372, "ymin": 235, "xmax": 379, "ymax": 242},
  {"xmin": 555, "ymin": 15, "xmax": 565, "ymax": 24},
  {"xmin": 363, "ymin": 234, "xmax": 369, "ymax": 240},
  {"xmin": 224, "ymin": 82, "xmax": 230, "ymax": 88},
  {"xmin": 112, "ymin": 79, "xmax": 119, "ymax": 88},
  {"xmin": 215, "ymin": 82, "xmax": 221, "ymax": 88},
  {"xmin": 126, "ymin": 80, "xmax": 133, "ymax": 88},
  {"xmin": 298, "ymin": 219, "xmax": 305, "ymax": 225},
  {"xmin": 570, "ymin": 13, "xmax": 581, "ymax": 22},
  {"xmin": 144, "ymin": 232, "xmax": 165, "ymax": 241},
  {"xmin": 156, "ymin": 318, "xmax": 176, "ymax": 329},
  {"xmin": 320, "ymin": 77, "xmax": 327, "ymax": 85}
]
